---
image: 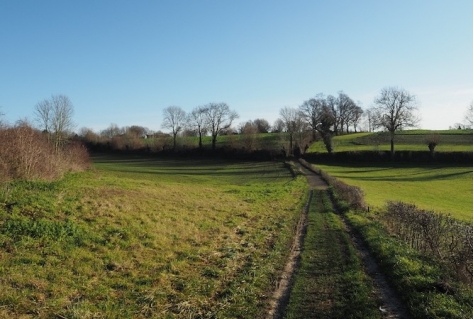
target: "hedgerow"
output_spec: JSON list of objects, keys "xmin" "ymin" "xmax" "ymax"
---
[{"xmin": 0, "ymin": 122, "xmax": 90, "ymax": 181}]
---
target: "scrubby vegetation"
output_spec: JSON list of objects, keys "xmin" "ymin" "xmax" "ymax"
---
[{"xmin": 0, "ymin": 122, "xmax": 89, "ymax": 181}]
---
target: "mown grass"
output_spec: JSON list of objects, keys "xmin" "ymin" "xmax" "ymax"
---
[
  {"xmin": 0, "ymin": 155, "xmax": 307, "ymax": 318},
  {"xmin": 284, "ymin": 190, "xmax": 381, "ymax": 319},
  {"xmin": 308, "ymin": 130, "xmax": 473, "ymax": 153},
  {"xmin": 310, "ymin": 163, "xmax": 472, "ymax": 221}
]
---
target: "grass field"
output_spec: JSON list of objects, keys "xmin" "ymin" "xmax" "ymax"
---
[
  {"xmin": 308, "ymin": 130, "xmax": 473, "ymax": 153},
  {"xmin": 310, "ymin": 162, "xmax": 473, "ymax": 221},
  {"xmin": 0, "ymin": 155, "xmax": 307, "ymax": 318}
]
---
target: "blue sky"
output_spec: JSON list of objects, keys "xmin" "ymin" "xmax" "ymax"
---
[{"xmin": 1, "ymin": 0, "xmax": 472, "ymax": 132}]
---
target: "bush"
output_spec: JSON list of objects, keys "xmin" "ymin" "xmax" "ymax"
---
[
  {"xmin": 298, "ymin": 159, "xmax": 365, "ymax": 210},
  {"xmin": 381, "ymin": 201, "xmax": 472, "ymax": 284},
  {"xmin": 0, "ymin": 122, "xmax": 90, "ymax": 181}
]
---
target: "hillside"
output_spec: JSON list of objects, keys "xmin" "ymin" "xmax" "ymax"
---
[{"xmin": 307, "ymin": 129, "xmax": 473, "ymax": 153}]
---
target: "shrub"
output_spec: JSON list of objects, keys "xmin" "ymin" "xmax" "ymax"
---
[
  {"xmin": 0, "ymin": 122, "xmax": 90, "ymax": 181},
  {"xmin": 381, "ymin": 201, "xmax": 472, "ymax": 284},
  {"xmin": 298, "ymin": 159, "xmax": 365, "ymax": 210}
]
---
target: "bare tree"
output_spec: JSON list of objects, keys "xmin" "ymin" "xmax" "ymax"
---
[
  {"xmin": 187, "ymin": 106, "xmax": 208, "ymax": 150},
  {"xmin": 162, "ymin": 106, "xmax": 186, "ymax": 150},
  {"xmin": 101, "ymin": 123, "xmax": 123, "ymax": 139},
  {"xmin": 35, "ymin": 95, "xmax": 75, "ymax": 152},
  {"xmin": 279, "ymin": 106, "xmax": 308, "ymax": 156},
  {"xmin": 240, "ymin": 121, "xmax": 259, "ymax": 151},
  {"xmin": 35, "ymin": 99, "xmax": 52, "ymax": 134},
  {"xmin": 373, "ymin": 87, "xmax": 419, "ymax": 157},
  {"xmin": 203, "ymin": 103, "xmax": 239, "ymax": 151},
  {"xmin": 272, "ymin": 118, "xmax": 285, "ymax": 133},
  {"xmin": 365, "ymin": 107, "xmax": 377, "ymax": 132},
  {"xmin": 253, "ymin": 118, "xmax": 271, "ymax": 133},
  {"xmin": 325, "ymin": 94, "xmax": 338, "ymax": 135},
  {"xmin": 299, "ymin": 95, "xmax": 336, "ymax": 153},
  {"xmin": 299, "ymin": 94, "xmax": 324, "ymax": 140},
  {"xmin": 464, "ymin": 102, "xmax": 473, "ymax": 128},
  {"xmin": 348, "ymin": 104, "xmax": 364, "ymax": 133}
]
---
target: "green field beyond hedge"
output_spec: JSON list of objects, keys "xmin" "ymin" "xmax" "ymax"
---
[
  {"xmin": 308, "ymin": 130, "xmax": 473, "ymax": 153},
  {"xmin": 312, "ymin": 163, "xmax": 473, "ymax": 221}
]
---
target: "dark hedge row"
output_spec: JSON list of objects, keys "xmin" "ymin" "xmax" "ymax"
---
[
  {"xmin": 298, "ymin": 159, "xmax": 365, "ymax": 210},
  {"xmin": 303, "ymin": 150, "xmax": 473, "ymax": 164}
]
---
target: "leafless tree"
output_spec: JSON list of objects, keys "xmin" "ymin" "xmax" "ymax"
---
[
  {"xmin": 365, "ymin": 107, "xmax": 377, "ymax": 132},
  {"xmin": 373, "ymin": 87, "xmax": 419, "ymax": 157},
  {"xmin": 299, "ymin": 94, "xmax": 324, "ymax": 140},
  {"xmin": 279, "ymin": 106, "xmax": 308, "ymax": 156},
  {"xmin": 162, "ymin": 106, "xmax": 186, "ymax": 150},
  {"xmin": 240, "ymin": 121, "xmax": 259, "ymax": 151},
  {"xmin": 35, "ymin": 95, "xmax": 75, "ymax": 153},
  {"xmin": 101, "ymin": 123, "xmax": 123, "ymax": 139},
  {"xmin": 203, "ymin": 103, "xmax": 239, "ymax": 150},
  {"xmin": 464, "ymin": 102, "xmax": 473, "ymax": 128},
  {"xmin": 336, "ymin": 92, "xmax": 354, "ymax": 134},
  {"xmin": 127, "ymin": 125, "xmax": 148, "ymax": 138},
  {"xmin": 348, "ymin": 104, "xmax": 364, "ymax": 132},
  {"xmin": 34, "ymin": 99, "xmax": 53, "ymax": 133},
  {"xmin": 253, "ymin": 118, "xmax": 271, "ymax": 133},
  {"xmin": 300, "ymin": 95, "xmax": 336, "ymax": 153},
  {"xmin": 187, "ymin": 106, "xmax": 208, "ymax": 150},
  {"xmin": 272, "ymin": 118, "xmax": 285, "ymax": 133}
]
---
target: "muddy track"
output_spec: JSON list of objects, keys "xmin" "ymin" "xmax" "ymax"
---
[{"xmin": 267, "ymin": 160, "xmax": 410, "ymax": 319}]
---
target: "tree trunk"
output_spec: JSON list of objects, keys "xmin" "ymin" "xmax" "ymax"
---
[
  {"xmin": 173, "ymin": 132, "xmax": 177, "ymax": 151},
  {"xmin": 212, "ymin": 134, "xmax": 217, "ymax": 151},
  {"xmin": 198, "ymin": 131, "xmax": 203, "ymax": 150},
  {"xmin": 390, "ymin": 131, "xmax": 395, "ymax": 159}
]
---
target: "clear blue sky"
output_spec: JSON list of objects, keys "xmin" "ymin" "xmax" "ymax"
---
[{"xmin": 1, "ymin": 0, "xmax": 472, "ymax": 132}]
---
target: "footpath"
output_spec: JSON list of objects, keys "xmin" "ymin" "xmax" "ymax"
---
[{"xmin": 267, "ymin": 160, "xmax": 410, "ymax": 319}]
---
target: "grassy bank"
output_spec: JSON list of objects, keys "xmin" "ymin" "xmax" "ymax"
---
[
  {"xmin": 284, "ymin": 190, "xmax": 380, "ymax": 319},
  {"xmin": 0, "ymin": 155, "xmax": 307, "ymax": 318},
  {"xmin": 346, "ymin": 211, "xmax": 472, "ymax": 319}
]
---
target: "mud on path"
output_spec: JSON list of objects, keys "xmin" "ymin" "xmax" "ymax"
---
[{"xmin": 266, "ymin": 160, "xmax": 410, "ymax": 319}]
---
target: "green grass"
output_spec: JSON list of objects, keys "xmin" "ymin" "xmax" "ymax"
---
[
  {"xmin": 0, "ymin": 155, "xmax": 307, "ymax": 318},
  {"xmin": 151, "ymin": 132, "xmax": 289, "ymax": 151},
  {"xmin": 308, "ymin": 130, "xmax": 473, "ymax": 153},
  {"xmin": 310, "ymin": 163, "xmax": 472, "ymax": 221},
  {"xmin": 284, "ymin": 190, "xmax": 381, "ymax": 319}
]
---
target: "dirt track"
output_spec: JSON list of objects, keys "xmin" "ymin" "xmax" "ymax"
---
[{"xmin": 267, "ymin": 160, "xmax": 410, "ymax": 319}]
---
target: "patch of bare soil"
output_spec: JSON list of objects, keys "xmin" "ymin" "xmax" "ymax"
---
[{"xmin": 267, "ymin": 160, "xmax": 411, "ymax": 319}]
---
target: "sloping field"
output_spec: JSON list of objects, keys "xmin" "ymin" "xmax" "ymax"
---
[
  {"xmin": 308, "ymin": 130, "xmax": 473, "ymax": 153},
  {"xmin": 0, "ymin": 155, "xmax": 307, "ymax": 318}
]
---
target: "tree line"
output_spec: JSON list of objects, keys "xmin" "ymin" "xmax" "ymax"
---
[
  {"xmin": 76, "ymin": 87, "xmax": 424, "ymax": 157},
  {"xmin": 10, "ymin": 86, "xmax": 472, "ymax": 161}
]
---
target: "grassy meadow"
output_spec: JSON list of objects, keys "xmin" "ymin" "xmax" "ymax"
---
[
  {"xmin": 310, "ymin": 163, "xmax": 473, "ymax": 221},
  {"xmin": 0, "ymin": 155, "xmax": 307, "ymax": 318}
]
